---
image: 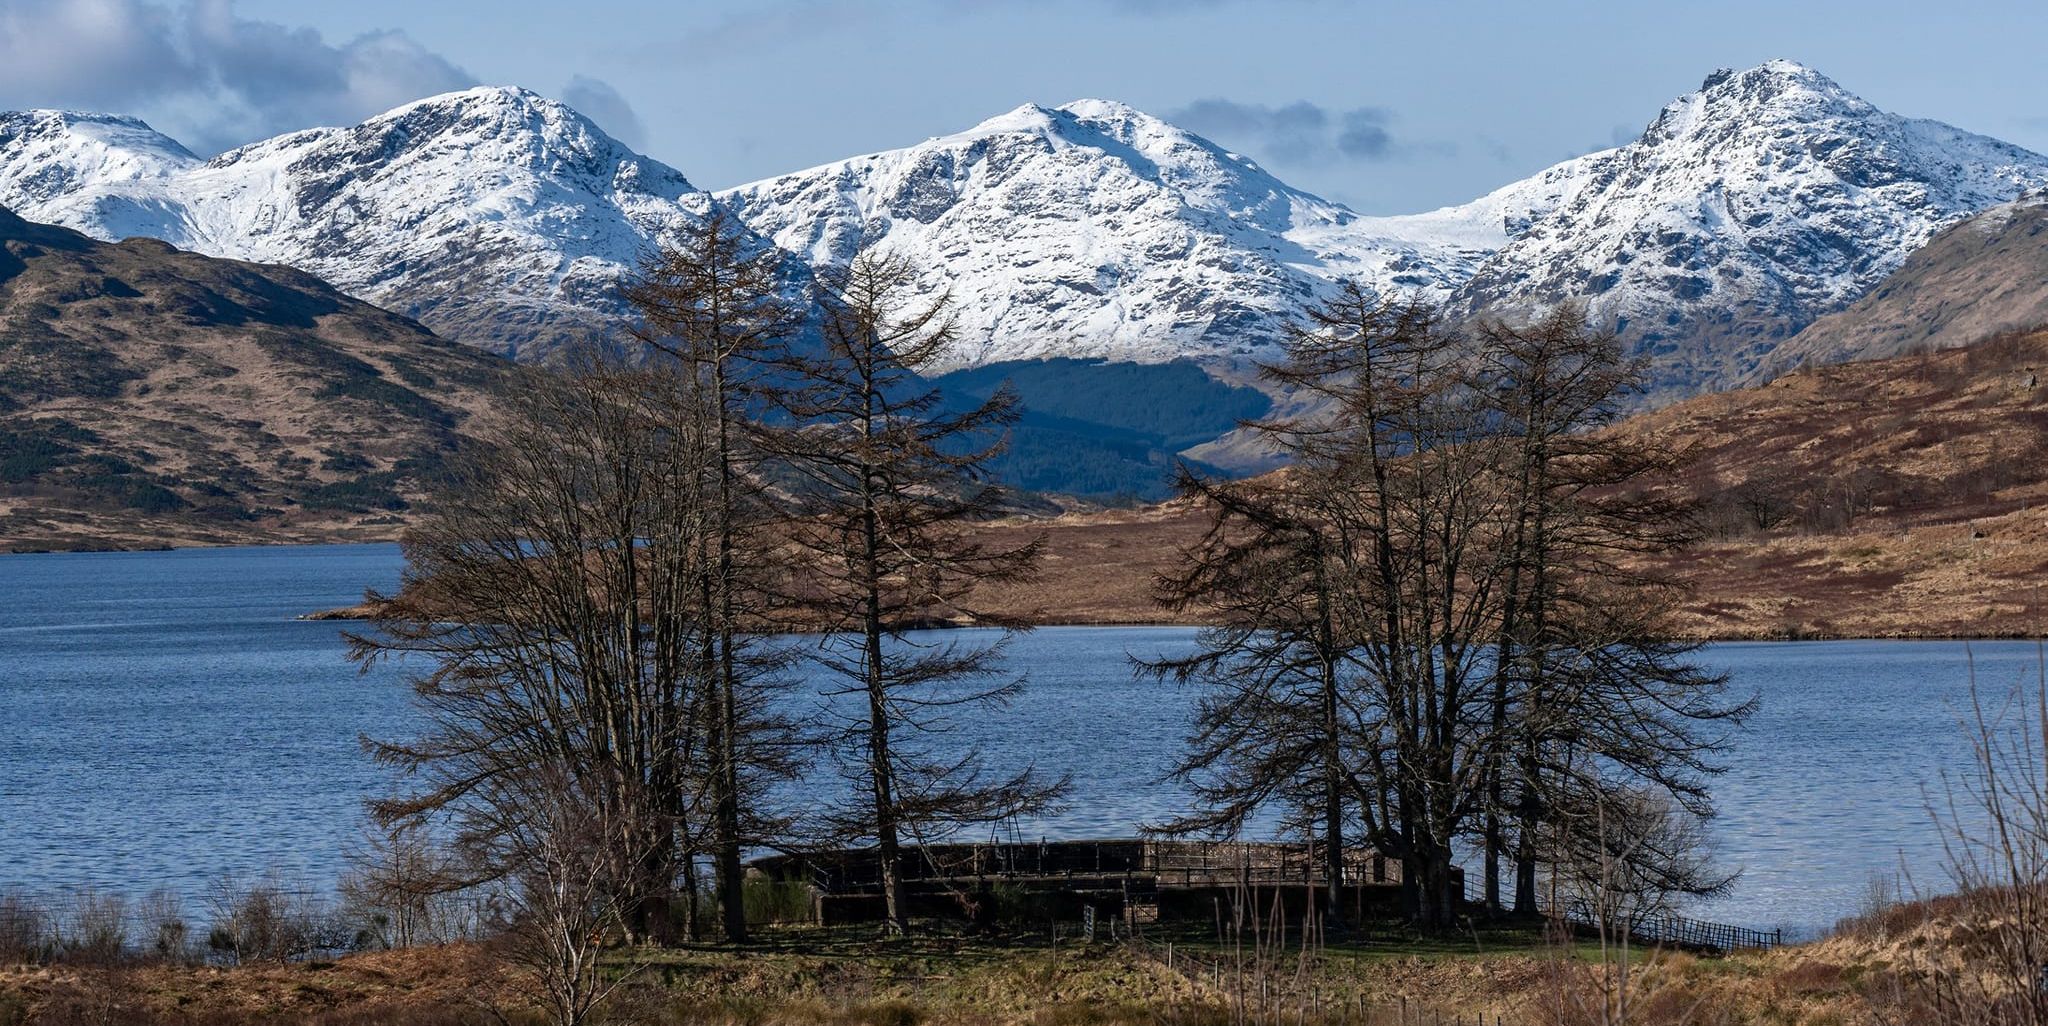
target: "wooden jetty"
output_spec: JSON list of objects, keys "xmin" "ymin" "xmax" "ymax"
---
[
  {"xmin": 751, "ymin": 838, "xmax": 1782, "ymax": 954},
  {"xmin": 747, "ymin": 838, "xmax": 1430, "ymax": 927}
]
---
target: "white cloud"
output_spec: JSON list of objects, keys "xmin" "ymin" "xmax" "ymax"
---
[
  {"xmin": 0, "ymin": 0, "xmax": 475, "ymax": 153},
  {"xmin": 561, "ymin": 75, "xmax": 646, "ymax": 149}
]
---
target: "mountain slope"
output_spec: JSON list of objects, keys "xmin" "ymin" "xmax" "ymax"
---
[
  {"xmin": 718, "ymin": 100, "xmax": 1524, "ymax": 369},
  {"xmin": 0, "ymin": 206, "xmax": 513, "ymax": 552},
  {"xmin": 935, "ymin": 357, "xmax": 1271, "ymax": 500},
  {"xmin": 1449, "ymin": 60, "xmax": 2048, "ymax": 399},
  {"xmin": 963, "ymin": 329, "xmax": 2048, "ymax": 638},
  {"xmin": 1754, "ymin": 192, "xmax": 2048, "ymax": 378},
  {"xmin": 0, "ymin": 89, "xmax": 725, "ymax": 361}
]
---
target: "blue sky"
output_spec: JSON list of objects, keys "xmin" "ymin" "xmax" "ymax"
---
[{"xmin": 6, "ymin": 0, "xmax": 2048, "ymax": 214}]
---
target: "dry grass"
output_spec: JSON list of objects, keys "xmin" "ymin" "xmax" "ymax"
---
[
  {"xmin": 0, "ymin": 216, "xmax": 511, "ymax": 554},
  {"xmin": 0, "ymin": 943, "xmax": 507, "ymax": 1025},
  {"xmin": 959, "ymin": 330, "xmax": 2048, "ymax": 641},
  {"xmin": 5, "ymin": 918, "xmax": 2026, "ymax": 1026}
]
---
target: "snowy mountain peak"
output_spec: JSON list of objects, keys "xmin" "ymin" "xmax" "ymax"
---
[
  {"xmin": 350, "ymin": 85, "xmax": 632, "ymax": 163},
  {"xmin": 205, "ymin": 85, "xmax": 689, "ymax": 196},
  {"xmin": 1700, "ymin": 58, "xmax": 1853, "ymax": 103},
  {"xmin": 964, "ymin": 102, "xmax": 1066, "ymax": 136},
  {"xmin": 0, "ymin": 88, "xmax": 728, "ymax": 360},
  {"xmin": 0, "ymin": 110, "xmax": 198, "ymax": 208},
  {"xmin": 1058, "ymin": 97, "xmax": 1220, "ymax": 144},
  {"xmin": 0, "ymin": 109, "xmax": 198, "ymax": 163},
  {"xmin": 1449, "ymin": 59, "xmax": 2048, "ymax": 398},
  {"xmin": 1638, "ymin": 59, "xmax": 1869, "ymax": 149},
  {"xmin": 7, "ymin": 60, "xmax": 2046, "ymax": 397},
  {"xmin": 385, "ymin": 83, "xmax": 558, "ymax": 117},
  {"xmin": 718, "ymin": 98, "xmax": 1484, "ymax": 368},
  {"xmin": 1055, "ymin": 97, "xmax": 1149, "ymax": 122}
]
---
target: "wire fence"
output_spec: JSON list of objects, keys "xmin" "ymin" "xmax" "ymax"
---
[{"xmin": 1459, "ymin": 881, "xmax": 1782, "ymax": 954}]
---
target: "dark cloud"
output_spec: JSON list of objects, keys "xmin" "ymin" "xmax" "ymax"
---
[
  {"xmin": 1168, "ymin": 98, "xmax": 1412, "ymax": 166},
  {"xmin": 1334, "ymin": 109, "xmax": 1394, "ymax": 159},
  {"xmin": 0, "ymin": 0, "xmax": 475, "ymax": 154},
  {"xmin": 561, "ymin": 75, "xmax": 646, "ymax": 149}
]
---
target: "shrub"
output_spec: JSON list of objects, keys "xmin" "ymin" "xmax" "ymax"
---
[
  {"xmin": 0, "ymin": 887, "xmax": 51, "ymax": 964},
  {"xmin": 320, "ymin": 449, "xmax": 374, "ymax": 474},
  {"xmin": 0, "ymin": 419, "xmax": 97, "ymax": 484},
  {"xmin": 204, "ymin": 875, "xmax": 350, "ymax": 964},
  {"xmin": 298, "ymin": 473, "xmax": 408, "ymax": 513},
  {"xmin": 741, "ymin": 879, "xmax": 814, "ymax": 927},
  {"xmin": 138, "ymin": 887, "xmax": 191, "ymax": 962},
  {"xmin": 58, "ymin": 888, "xmax": 127, "ymax": 964},
  {"xmin": 337, "ymin": 823, "xmax": 481, "ymax": 949}
]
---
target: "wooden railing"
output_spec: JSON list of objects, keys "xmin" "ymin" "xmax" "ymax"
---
[{"xmin": 776, "ymin": 838, "xmax": 1411, "ymax": 894}]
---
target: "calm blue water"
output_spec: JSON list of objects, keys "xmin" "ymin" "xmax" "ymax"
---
[{"xmin": 0, "ymin": 543, "xmax": 2029, "ymax": 937}]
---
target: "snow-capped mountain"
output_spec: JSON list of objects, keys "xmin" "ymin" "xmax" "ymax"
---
[
  {"xmin": 1448, "ymin": 60, "xmax": 2048, "ymax": 397},
  {"xmin": 0, "ymin": 88, "xmax": 721, "ymax": 360},
  {"xmin": 0, "ymin": 110, "xmax": 199, "ymax": 194},
  {"xmin": 7, "ymin": 61, "xmax": 2046, "ymax": 394},
  {"xmin": 717, "ymin": 99, "xmax": 1547, "ymax": 368}
]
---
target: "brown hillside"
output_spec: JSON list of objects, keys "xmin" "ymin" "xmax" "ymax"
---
[
  {"xmin": 968, "ymin": 330, "xmax": 2048, "ymax": 639},
  {"xmin": 1753, "ymin": 194, "xmax": 2048, "ymax": 381},
  {"xmin": 0, "ymin": 207, "xmax": 514, "ymax": 552}
]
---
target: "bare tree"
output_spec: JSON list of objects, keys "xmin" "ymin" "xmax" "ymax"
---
[
  {"xmin": 1531, "ymin": 779, "xmax": 1723, "ymax": 1026},
  {"xmin": 622, "ymin": 209, "xmax": 806, "ymax": 943},
  {"xmin": 492, "ymin": 761, "xmax": 653, "ymax": 1026},
  {"xmin": 1475, "ymin": 308, "xmax": 1747, "ymax": 918},
  {"xmin": 1155, "ymin": 292, "xmax": 1742, "ymax": 932},
  {"xmin": 772, "ymin": 252, "xmax": 1065, "ymax": 933},
  {"xmin": 1544, "ymin": 774, "xmax": 1733, "ymax": 932},
  {"xmin": 352, "ymin": 362, "xmax": 717, "ymax": 944},
  {"xmin": 1146, "ymin": 467, "xmax": 1358, "ymax": 928},
  {"xmin": 1267, "ymin": 289, "xmax": 1511, "ymax": 928},
  {"xmin": 341, "ymin": 820, "xmax": 474, "ymax": 949},
  {"xmin": 1907, "ymin": 650, "xmax": 2048, "ymax": 1026}
]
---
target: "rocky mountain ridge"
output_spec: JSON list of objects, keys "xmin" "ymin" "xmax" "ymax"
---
[
  {"xmin": 717, "ymin": 98, "xmax": 1572, "ymax": 369},
  {"xmin": 1754, "ymin": 191, "xmax": 2048, "ymax": 377},
  {"xmin": 0, "ymin": 89, "xmax": 722, "ymax": 360},
  {"xmin": 4, "ymin": 61, "xmax": 2044, "ymax": 396},
  {"xmin": 1445, "ymin": 60, "xmax": 2048, "ymax": 397}
]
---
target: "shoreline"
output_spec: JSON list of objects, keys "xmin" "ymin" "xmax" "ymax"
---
[
  {"xmin": 295, "ymin": 600, "xmax": 2048, "ymax": 643},
  {"xmin": 12, "ymin": 537, "xmax": 2043, "ymax": 645}
]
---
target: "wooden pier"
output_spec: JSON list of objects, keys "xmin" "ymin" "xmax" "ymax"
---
[
  {"xmin": 751, "ymin": 838, "xmax": 1782, "ymax": 954},
  {"xmin": 748, "ymin": 838, "xmax": 1424, "ymax": 927}
]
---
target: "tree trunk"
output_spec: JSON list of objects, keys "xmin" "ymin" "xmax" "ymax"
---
[
  {"xmin": 708, "ymin": 359, "xmax": 748, "ymax": 944},
  {"xmin": 1514, "ymin": 750, "xmax": 1541, "ymax": 917},
  {"xmin": 860, "ymin": 400, "xmax": 907, "ymax": 934},
  {"xmin": 712, "ymin": 671, "xmax": 747, "ymax": 943},
  {"xmin": 867, "ymin": 616, "xmax": 905, "ymax": 934}
]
